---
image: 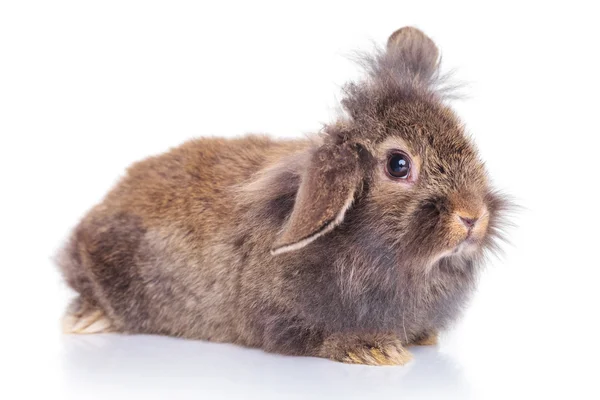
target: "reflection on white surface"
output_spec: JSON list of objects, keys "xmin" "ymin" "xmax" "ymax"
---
[{"xmin": 60, "ymin": 334, "xmax": 471, "ymax": 400}]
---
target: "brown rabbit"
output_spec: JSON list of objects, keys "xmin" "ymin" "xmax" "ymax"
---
[{"xmin": 57, "ymin": 27, "xmax": 508, "ymax": 366}]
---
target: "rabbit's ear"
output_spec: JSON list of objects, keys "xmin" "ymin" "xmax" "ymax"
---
[
  {"xmin": 385, "ymin": 26, "xmax": 440, "ymax": 82},
  {"xmin": 271, "ymin": 144, "xmax": 362, "ymax": 255}
]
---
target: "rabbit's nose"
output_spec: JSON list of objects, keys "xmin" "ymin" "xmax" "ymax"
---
[
  {"xmin": 458, "ymin": 215, "xmax": 478, "ymax": 229},
  {"xmin": 450, "ymin": 190, "xmax": 486, "ymax": 230}
]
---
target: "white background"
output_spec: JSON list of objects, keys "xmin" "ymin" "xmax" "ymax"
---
[{"xmin": 1, "ymin": 1, "xmax": 599, "ymax": 399}]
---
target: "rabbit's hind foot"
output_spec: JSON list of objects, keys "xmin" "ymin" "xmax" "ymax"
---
[{"xmin": 62, "ymin": 297, "xmax": 114, "ymax": 334}]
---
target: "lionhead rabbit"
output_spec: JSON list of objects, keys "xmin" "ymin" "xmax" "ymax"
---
[{"xmin": 57, "ymin": 27, "xmax": 508, "ymax": 366}]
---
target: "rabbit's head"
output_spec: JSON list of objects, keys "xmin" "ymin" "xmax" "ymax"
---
[{"xmin": 271, "ymin": 27, "xmax": 508, "ymax": 270}]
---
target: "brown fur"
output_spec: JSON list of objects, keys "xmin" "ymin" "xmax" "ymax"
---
[
  {"xmin": 410, "ymin": 332, "xmax": 439, "ymax": 346},
  {"xmin": 56, "ymin": 27, "xmax": 510, "ymax": 365}
]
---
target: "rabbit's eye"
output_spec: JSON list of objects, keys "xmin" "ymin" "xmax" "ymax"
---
[{"xmin": 386, "ymin": 152, "xmax": 411, "ymax": 179}]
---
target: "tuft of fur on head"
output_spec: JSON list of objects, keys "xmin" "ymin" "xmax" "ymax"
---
[{"xmin": 340, "ymin": 27, "xmax": 461, "ymax": 133}]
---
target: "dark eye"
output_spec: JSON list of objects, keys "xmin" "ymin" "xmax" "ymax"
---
[{"xmin": 386, "ymin": 152, "xmax": 411, "ymax": 179}]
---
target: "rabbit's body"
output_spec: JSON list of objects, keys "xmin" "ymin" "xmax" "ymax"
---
[
  {"xmin": 59, "ymin": 134, "xmax": 474, "ymax": 350},
  {"xmin": 57, "ymin": 27, "xmax": 508, "ymax": 365},
  {"xmin": 59, "ymin": 136, "xmax": 309, "ymax": 344}
]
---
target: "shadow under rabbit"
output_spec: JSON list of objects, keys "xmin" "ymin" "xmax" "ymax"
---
[{"xmin": 59, "ymin": 333, "xmax": 472, "ymax": 400}]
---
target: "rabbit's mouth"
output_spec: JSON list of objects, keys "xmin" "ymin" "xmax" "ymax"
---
[
  {"xmin": 448, "ymin": 208, "xmax": 490, "ymax": 253},
  {"xmin": 436, "ymin": 223, "xmax": 489, "ymax": 261}
]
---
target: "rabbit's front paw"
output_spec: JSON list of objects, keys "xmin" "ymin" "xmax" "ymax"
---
[{"xmin": 319, "ymin": 333, "xmax": 413, "ymax": 366}]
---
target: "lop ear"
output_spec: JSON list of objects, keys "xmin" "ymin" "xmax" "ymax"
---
[{"xmin": 271, "ymin": 143, "xmax": 362, "ymax": 255}]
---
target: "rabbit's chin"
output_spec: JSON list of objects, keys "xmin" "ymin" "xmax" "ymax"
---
[
  {"xmin": 451, "ymin": 239, "xmax": 481, "ymax": 258},
  {"xmin": 429, "ymin": 237, "xmax": 484, "ymax": 267}
]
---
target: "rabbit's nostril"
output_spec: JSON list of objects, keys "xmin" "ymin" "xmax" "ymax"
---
[{"xmin": 459, "ymin": 215, "xmax": 478, "ymax": 228}]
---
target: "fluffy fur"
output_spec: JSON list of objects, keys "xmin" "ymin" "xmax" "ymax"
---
[{"xmin": 56, "ymin": 27, "xmax": 509, "ymax": 365}]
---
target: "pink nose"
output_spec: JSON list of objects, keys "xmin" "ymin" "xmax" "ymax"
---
[{"xmin": 459, "ymin": 215, "xmax": 478, "ymax": 229}]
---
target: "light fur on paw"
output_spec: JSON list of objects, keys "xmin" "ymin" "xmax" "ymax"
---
[
  {"xmin": 341, "ymin": 342, "xmax": 413, "ymax": 366},
  {"xmin": 62, "ymin": 299, "xmax": 113, "ymax": 334},
  {"xmin": 320, "ymin": 334, "xmax": 413, "ymax": 366}
]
